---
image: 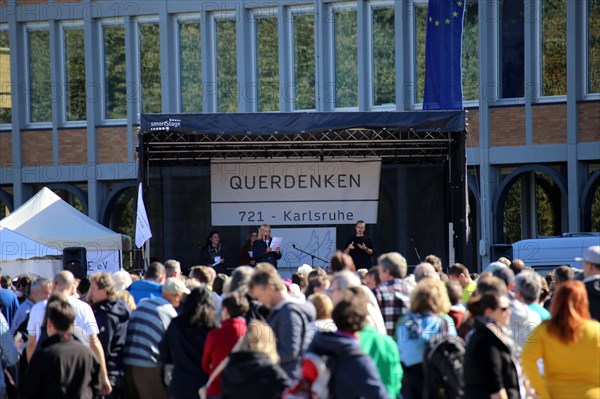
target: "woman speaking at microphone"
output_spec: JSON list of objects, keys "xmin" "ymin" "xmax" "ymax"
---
[{"xmin": 252, "ymin": 224, "xmax": 282, "ymax": 268}]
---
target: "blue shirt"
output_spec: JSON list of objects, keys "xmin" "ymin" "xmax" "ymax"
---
[
  {"xmin": 127, "ymin": 280, "xmax": 162, "ymax": 305},
  {"xmin": 0, "ymin": 288, "xmax": 20, "ymax": 327}
]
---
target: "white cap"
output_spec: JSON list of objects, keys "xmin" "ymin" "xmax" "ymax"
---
[
  {"xmin": 576, "ymin": 246, "xmax": 600, "ymax": 265},
  {"xmin": 163, "ymin": 277, "xmax": 191, "ymax": 296}
]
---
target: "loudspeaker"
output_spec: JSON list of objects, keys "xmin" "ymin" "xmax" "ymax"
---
[
  {"xmin": 62, "ymin": 247, "xmax": 88, "ymax": 280},
  {"xmin": 491, "ymin": 244, "xmax": 513, "ymax": 262}
]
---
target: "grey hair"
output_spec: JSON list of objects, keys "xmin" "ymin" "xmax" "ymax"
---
[
  {"xmin": 414, "ymin": 262, "xmax": 439, "ymax": 282},
  {"xmin": 331, "ymin": 270, "xmax": 360, "ymax": 290},
  {"xmin": 514, "ymin": 269, "xmax": 542, "ymax": 304},
  {"xmin": 377, "ymin": 252, "xmax": 407, "ymax": 279},
  {"xmin": 164, "ymin": 259, "xmax": 181, "ymax": 276},
  {"xmin": 31, "ymin": 277, "xmax": 52, "ymax": 292}
]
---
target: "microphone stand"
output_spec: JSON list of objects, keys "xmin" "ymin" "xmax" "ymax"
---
[
  {"xmin": 291, "ymin": 244, "xmax": 328, "ymax": 268},
  {"xmin": 409, "ymin": 234, "xmax": 422, "ymax": 262}
]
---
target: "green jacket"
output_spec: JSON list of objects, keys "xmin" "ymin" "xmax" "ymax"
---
[{"xmin": 359, "ymin": 324, "xmax": 403, "ymax": 399}]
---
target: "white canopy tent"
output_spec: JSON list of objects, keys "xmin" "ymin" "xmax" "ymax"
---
[
  {"xmin": 0, "ymin": 187, "xmax": 129, "ymax": 274},
  {"xmin": 0, "ymin": 226, "xmax": 63, "ymax": 279}
]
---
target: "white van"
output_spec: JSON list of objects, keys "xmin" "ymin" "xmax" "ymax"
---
[{"xmin": 512, "ymin": 233, "xmax": 600, "ymax": 275}]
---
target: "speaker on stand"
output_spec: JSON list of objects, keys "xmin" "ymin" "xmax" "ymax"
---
[{"xmin": 62, "ymin": 247, "xmax": 88, "ymax": 280}]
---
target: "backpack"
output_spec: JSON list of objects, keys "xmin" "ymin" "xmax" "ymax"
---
[
  {"xmin": 284, "ymin": 348, "xmax": 364, "ymax": 399},
  {"xmin": 422, "ymin": 317, "xmax": 465, "ymax": 399}
]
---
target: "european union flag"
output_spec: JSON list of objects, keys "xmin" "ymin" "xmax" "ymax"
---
[{"xmin": 423, "ymin": 0, "xmax": 466, "ymax": 110}]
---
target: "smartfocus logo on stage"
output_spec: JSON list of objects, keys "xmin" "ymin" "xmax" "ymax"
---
[{"xmin": 149, "ymin": 119, "xmax": 182, "ymax": 131}]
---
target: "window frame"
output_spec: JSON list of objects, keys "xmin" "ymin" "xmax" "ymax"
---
[
  {"xmin": 0, "ymin": 24, "xmax": 12, "ymax": 130},
  {"xmin": 25, "ymin": 22, "xmax": 52, "ymax": 128},
  {"xmin": 99, "ymin": 19, "xmax": 127, "ymax": 125},
  {"xmin": 251, "ymin": 7, "xmax": 279, "ymax": 112},
  {"xmin": 60, "ymin": 21, "xmax": 87, "ymax": 127},
  {"xmin": 136, "ymin": 16, "xmax": 161, "ymax": 118},
  {"xmin": 175, "ymin": 13, "xmax": 202, "ymax": 113},
  {"xmin": 287, "ymin": 5, "xmax": 317, "ymax": 111},
  {"xmin": 369, "ymin": 0, "xmax": 396, "ymax": 110},
  {"xmin": 209, "ymin": 11, "xmax": 238, "ymax": 113},
  {"xmin": 328, "ymin": 2, "xmax": 359, "ymax": 111}
]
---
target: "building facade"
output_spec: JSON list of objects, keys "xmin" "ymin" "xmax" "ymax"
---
[{"xmin": 0, "ymin": 0, "xmax": 599, "ymax": 269}]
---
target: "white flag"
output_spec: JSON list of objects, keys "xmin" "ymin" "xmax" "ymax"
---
[{"xmin": 135, "ymin": 183, "xmax": 152, "ymax": 248}]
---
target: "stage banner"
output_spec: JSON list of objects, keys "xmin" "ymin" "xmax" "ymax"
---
[
  {"xmin": 211, "ymin": 158, "xmax": 381, "ymax": 226},
  {"xmin": 86, "ymin": 250, "xmax": 121, "ymax": 275}
]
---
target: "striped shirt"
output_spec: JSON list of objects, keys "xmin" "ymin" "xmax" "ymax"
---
[{"xmin": 123, "ymin": 296, "xmax": 177, "ymax": 368}]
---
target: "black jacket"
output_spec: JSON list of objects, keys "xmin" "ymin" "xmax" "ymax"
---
[
  {"xmin": 463, "ymin": 318, "xmax": 520, "ymax": 399},
  {"xmin": 252, "ymin": 240, "xmax": 282, "ymax": 268},
  {"xmin": 160, "ymin": 316, "xmax": 211, "ymax": 399},
  {"xmin": 20, "ymin": 333, "xmax": 101, "ymax": 399},
  {"xmin": 220, "ymin": 351, "xmax": 290, "ymax": 399},
  {"xmin": 92, "ymin": 298, "xmax": 130, "ymax": 386},
  {"xmin": 307, "ymin": 332, "xmax": 389, "ymax": 399},
  {"xmin": 585, "ymin": 277, "xmax": 600, "ymax": 321},
  {"xmin": 199, "ymin": 244, "xmax": 228, "ymax": 274}
]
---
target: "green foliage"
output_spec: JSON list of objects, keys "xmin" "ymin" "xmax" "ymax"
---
[
  {"xmin": 139, "ymin": 24, "xmax": 162, "ymax": 114},
  {"xmin": 542, "ymin": 0, "xmax": 567, "ymax": 96},
  {"xmin": 294, "ymin": 14, "xmax": 315, "ymax": 109},
  {"xmin": 373, "ymin": 7, "xmax": 395, "ymax": 106},
  {"xmin": 179, "ymin": 21, "xmax": 202, "ymax": 113},
  {"xmin": 535, "ymin": 173, "xmax": 559, "ymax": 236},
  {"xmin": 104, "ymin": 25, "xmax": 127, "ymax": 119},
  {"xmin": 504, "ymin": 179, "xmax": 522, "ymax": 243},
  {"xmin": 64, "ymin": 28, "xmax": 86, "ymax": 121},
  {"xmin": 462, "ymin": 1, "xmax": 479, "ymax": 101},
  {"xmin": 0, "ymin": 30, "xmax": 11, "ymax": 124},
  {"xmin": 590, "ymin": 0, "xmax": 600, "ymax": 93},
  {"xmin": 415, "ymin": 4, "xmax": 427, "ymax": 104},
  {"xmin": 216, "ymin": 19, "xmax": 238, "ymax": 112},
  {"xmin": 335, "ymin": 10, "xmax": 358, "ymax": 108},
  {"xmin": 28, "ymin": 30, "xmax": 52, "ymax": 123},
  {"xmin": 257, "ymin": 18, "xmax": 279, "ymax": 111}
]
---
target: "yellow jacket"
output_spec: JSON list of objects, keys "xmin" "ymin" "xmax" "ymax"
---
[{"xmin": 521, "ymin": 319, "xmax": 600, "ymax": 398}]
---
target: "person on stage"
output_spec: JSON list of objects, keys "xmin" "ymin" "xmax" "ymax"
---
[
  {"xmin": 200, "ymin": 230, "xmax": 228, "ymax": 274},
  {"xmin": 343, "ymin": 220, "xmax": 375, "ymax": 269},
  {"xmin": 252, "ymin": 224, "xmax": 282, "ymax": 268},
  {"xmin": 239, "ymin": 231, "xmax": 258, "ymax": 266}
]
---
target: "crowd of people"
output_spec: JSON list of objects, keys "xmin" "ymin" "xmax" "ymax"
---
[{"xmin": 0, "ymin": 232, "xmax": 598, "ymax": 399}]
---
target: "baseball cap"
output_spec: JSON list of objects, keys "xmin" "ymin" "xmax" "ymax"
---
[
  {"xmin": 575, "ymin": 246, "xmax": 600, "ymax": 265},
  {"xmin": 163, "ymin": 277, "xmax": 191, "ymax": 296}
]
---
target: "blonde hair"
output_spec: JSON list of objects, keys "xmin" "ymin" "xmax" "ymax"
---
[
  {"xmin": 115, "ymin": 290, "xmax": 136, "ymax": 311},
  {"xmin": 257, "ymin": 224, "xmax": 271, "ymax": 241},
  {"xmin": 409, "ymin": 279, "xmax": 451, "ymax": 314},
  {"xmin": 308, "ymin": 293, "xmax": 334, "ymax": 320},
  {"xmin": 240, "ymin": 320, "xmax": 279, "ymax": 364}
]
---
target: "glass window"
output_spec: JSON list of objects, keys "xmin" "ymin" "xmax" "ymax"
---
[
  {"xmin": 256, "ymin": 17, "xmax": 279, "ymax": 111},
  {"xmin": 293, "ymin": 13, "xmax": 315, "ymax": 110},
  {"xmin": 463, "ymin": 0, "xmax": 479, "ymax": 101},
  {"xmin": 0, "ymin": 29, "xmax": 11, "ymax": 124},
  {"xmin": 334, "ymin": 9, "xmax": 358, "ymax": 108},
  {"xmin": 215, "ymin": 18, "xmax": 237, "ymax": 112},
  {"xmin": 415, "ymin": 2, "xmax": 427, "ymax": 104},
  {"xmin": 139, "ymin": 23, "xmax": 161, "ymax": 114},
  {"xmin": 179, "ymin": 20, "xmax": 202, "ymax": 113},
  {"xmin": 500, "ymin": 0, "xmax": 524, "ymax": 99},
  {"xmin": 589, "ymin": 0, "xmax": 600, "ymax": 93},
  {"xmin": 64, "ymin": 28, "xmax": 86, "ymax": 121},
  {"xmin": 541, "ymin": 0, "xmax": 566, "ymax": 96},
  {"xmin": 372, "ymin": 7, "xmax": 395, "ymax": 106},
  {"xmin": 103, "ymin": 25, "xmax": 126, "ymax": 119},
  {"xmin": 28, "ymin": 29, "xmax": 51, "ymax": 123}
]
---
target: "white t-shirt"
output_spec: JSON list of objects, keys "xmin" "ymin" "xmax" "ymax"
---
[{"xmin": 26, "ymin": 296, "xmax": 99, "ymax": 344}]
